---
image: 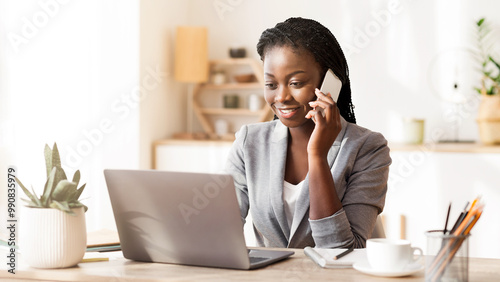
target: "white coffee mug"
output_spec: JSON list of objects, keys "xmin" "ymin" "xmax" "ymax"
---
[{"xmin": 366, "ymin": 238, "xmax": 423, "ymax": 272}]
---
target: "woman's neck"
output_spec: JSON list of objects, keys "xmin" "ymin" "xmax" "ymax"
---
[
  {"xmin": 285, "ymin": 121, "xmax": 314, "ymax": 184},
  {"xmin": 288, "ymin": 120, "xmax": 315, "ymax": 144}
]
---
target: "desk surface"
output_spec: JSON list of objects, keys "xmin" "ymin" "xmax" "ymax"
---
[{"xmin": 2, "ymin": 249, "xmax": 500, "ymax": 281}]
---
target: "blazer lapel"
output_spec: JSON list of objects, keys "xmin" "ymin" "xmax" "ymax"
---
[
  {"xmin": 269, "ymin": 121, "xmax": 291, "ymax": 243},
  {"xmin": 326, "ymin": 116, "xmax": 347, "ymax": 167},
  {"xmin": 288, "ymin": 116, "xmax": 349, "ymax": 243}
]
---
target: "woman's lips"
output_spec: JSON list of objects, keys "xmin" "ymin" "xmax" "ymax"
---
[{"xmin": 278, "ymin": 107, "xmax": 299, "ymax": 118}]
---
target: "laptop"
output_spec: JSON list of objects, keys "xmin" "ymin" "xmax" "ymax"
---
[{"xmin": 103, "ymin": 169, "xmax": 294, "ymax": 270}]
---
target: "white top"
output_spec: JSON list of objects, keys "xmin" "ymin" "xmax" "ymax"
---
[{"xmin": 283, "ymin": 180, "xmax": 304, "ymax": 234}]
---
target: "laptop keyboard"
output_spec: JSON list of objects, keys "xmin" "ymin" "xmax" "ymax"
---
[{"xmin": 249, "ymin": 256, "xmax": 269, "ymax": 264}]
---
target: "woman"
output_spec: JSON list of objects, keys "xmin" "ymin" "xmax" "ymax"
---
[{"xmin": 225, "ymin": 17, "xmax": 391, "ymax": 249}]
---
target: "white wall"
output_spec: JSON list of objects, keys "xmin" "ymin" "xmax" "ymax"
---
[
  {"xmin": 139, "ymin": 0, "xmax": 190, "ymax": 169},
  {"xmin": 386, "ymin": 151, "xmax": 500, "ymax": 258},
  {"xmin": 0, "ymin": 0, "xmax": 140, "ymax": 232}
]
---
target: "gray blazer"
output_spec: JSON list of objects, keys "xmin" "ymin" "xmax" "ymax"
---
[{"xmin": 225, "ymin": 117, "xmax": 391, "ymax": 249}]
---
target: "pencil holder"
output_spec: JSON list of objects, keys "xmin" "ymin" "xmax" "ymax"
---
[{"xmin": 425, "ymin": 230, "xmax": 469, "ymax": 282}]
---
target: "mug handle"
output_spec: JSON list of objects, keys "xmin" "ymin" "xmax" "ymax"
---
[{"xmin": 411, "ymin": 247, "xmax": 424, "ymax": 264}]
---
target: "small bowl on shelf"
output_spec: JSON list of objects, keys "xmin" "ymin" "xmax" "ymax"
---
[
  {"xmin": 229, "ymin": 47, "xmax": 246, "ymax": 58},
  {"xmin": 233, "ymin": 74, "xmax": 256, "ymax": 83}
]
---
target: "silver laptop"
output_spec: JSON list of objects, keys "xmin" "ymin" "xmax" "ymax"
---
[{"xmin": 103, "ymin": 169, "xmax": 294, "ymax": 270}]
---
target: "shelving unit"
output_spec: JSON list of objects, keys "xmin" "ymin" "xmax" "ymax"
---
[{"xmin": 191, "ymin": 58, "xmax": 273, "ymax": 139}]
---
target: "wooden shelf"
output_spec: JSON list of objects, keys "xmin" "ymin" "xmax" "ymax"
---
[
  {"xmin": 389, "ymin": 142, "xmax": 500, "ymax": 154},
  {"xmin": 200, "ymin": 82, "xmax": 262, "ymax": 90},
  {"xmin": 158, "ymin": 139, "xmax": 500, "ymax": 154},
  {"xmin": 155, "ymin": 138, "xmax": 234, "ymax": 147},
  {"xmin": 200, "ymin": 108, "xmax": 266, "ymax": 116},
  {"xmin": 209, "ymin": 58, "xmax": 258, "ymax": 65},
  {"xmin": 192, "ymin": 58, "xmax": 271, "ymax": 135}
]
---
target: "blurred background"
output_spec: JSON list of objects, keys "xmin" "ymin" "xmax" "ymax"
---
[{"xmin": 1, "ymin": 0, "xmax": 499, "ymax": 258}]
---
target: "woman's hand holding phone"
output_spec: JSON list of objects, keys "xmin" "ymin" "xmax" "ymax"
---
[{"xmin": 305, "ymin": 69, "xmax": 342, "ymax": 157}]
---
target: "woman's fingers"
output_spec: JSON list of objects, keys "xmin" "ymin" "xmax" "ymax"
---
[
  {"xmin": 314, "ymin": 88, "xmax": 335, "ymax": 118},
  {"xmin": 315, "ymin": 88, "xmax": 333, "ymax": 103},
  {"xmin": 309, "ymin": 99, "xmax": 334, "ymax": 122},
  {"xmin": 306, "ymin": 108, "xmax": 319, "ymax": 123},
  {"xmin": 307, "ymin": 88, "xmax": 338, "ymax": 124}
]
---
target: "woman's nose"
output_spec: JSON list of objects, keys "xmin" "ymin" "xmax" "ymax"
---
[{"xmin": 275, "ymin": 86, "xmax": 292, "ymax": 103}]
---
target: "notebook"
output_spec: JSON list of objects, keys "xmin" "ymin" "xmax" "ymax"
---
[
  {"xmin": 304, "ymin": 246, "xmax": 367, "ymax": 268},
  {"xmin": 103, "ymin": 169, "xmax": 294, "ymax": 270}
]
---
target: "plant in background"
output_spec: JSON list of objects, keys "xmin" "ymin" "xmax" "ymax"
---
[
  {"xmin": 15, "ymin": 143, "xmax": 87, "ymax": 215},
  {"xmin": 474, "ymin": 18, "xmax": 500, "ymax": 95}
]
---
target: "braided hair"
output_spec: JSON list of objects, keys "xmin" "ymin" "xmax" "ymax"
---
[{"xmin": 257, "ymin": 17, "xmax": 356, "ymax": 124}]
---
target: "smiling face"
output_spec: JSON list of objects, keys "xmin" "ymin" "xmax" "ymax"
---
[{"xmin": 263, "ymin": 46, "xmax": 323, "ymax": 129}]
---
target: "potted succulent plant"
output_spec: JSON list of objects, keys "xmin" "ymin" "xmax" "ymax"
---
[
  {"xmin": 474, "ymin": 18, "xmax": 500, "ymax": 144},
  {"xmin": 16, "ymin": 143, "xmax": 88, "ymax": 268}
]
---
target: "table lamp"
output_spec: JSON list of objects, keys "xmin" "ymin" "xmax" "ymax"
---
[{"xmin": 174, "ymin": 26, "xmax": 209, "ymax": 136}]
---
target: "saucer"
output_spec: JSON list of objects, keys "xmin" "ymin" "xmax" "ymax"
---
[{"xmin": 353, "ymin": 261, "xmax": 424, "ymax": 277}]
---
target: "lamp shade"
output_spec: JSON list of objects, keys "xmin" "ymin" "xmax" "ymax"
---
[{"xmin": 174, "ymin": 26, "xmax": 209, "ymax": 83}]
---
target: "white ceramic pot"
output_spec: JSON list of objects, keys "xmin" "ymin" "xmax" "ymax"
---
[{"xmin": 21, "ymin": 207, "xmax": 86, "ymax": 268}]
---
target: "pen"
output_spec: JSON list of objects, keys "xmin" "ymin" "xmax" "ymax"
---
[
  {"xmin": 449, "ymin": 202, "xmax": 469, "ymax": 234},
  {"xmin": 443, "ymin": 202, "xmax": 451, "ymax": 234},
  {"xmin": 333, "ymin": 247, "xmax": 353, "ymax": 260}
]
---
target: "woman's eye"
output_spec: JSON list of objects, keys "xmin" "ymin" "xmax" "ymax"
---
[
  {"xmin": 290, "ymin": 81, "xmax": 302, "ymax": 87},
  {"xmin": 265, "ymin": 83, "xmax": 277, "ymax": 89}
]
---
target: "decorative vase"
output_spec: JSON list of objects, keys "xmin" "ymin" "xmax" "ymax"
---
[
  {"xmin": 21, "ymin": 207, "xmax": 87, "ymax": 268},
  {"xmin": 477, "ymin": 95, "xmax": 500, "ymax": 145}
]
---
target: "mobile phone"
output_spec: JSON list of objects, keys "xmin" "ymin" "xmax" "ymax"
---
[
  {"xmin": 314, "ymin": 69, "xmax": 342, "ymax": 118},
  {"xmin": 319, "ymin": 69, "xmax": 342, "ymax": 103}
]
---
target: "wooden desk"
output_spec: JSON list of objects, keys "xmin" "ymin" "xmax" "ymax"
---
[{"xmin": 2, "ymin": 249, "xmax": 499, "ymax": 281}]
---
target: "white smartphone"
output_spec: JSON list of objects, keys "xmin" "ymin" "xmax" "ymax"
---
[
  {"xmin": 319, "ymin": 69, "xmax": 342, "ymax": 103},
  {"xmin": 314, "ymin": 69, "xmax": 342, "ymax": 118}
]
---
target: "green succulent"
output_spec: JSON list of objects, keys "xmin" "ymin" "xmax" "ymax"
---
[
  {"xmin": 474, "ymin": 18, "xmax": 500, "ymax": 95},
  {"xmin": 15, "ymin": 143, "xmax": 87, "ymax": 216}
]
